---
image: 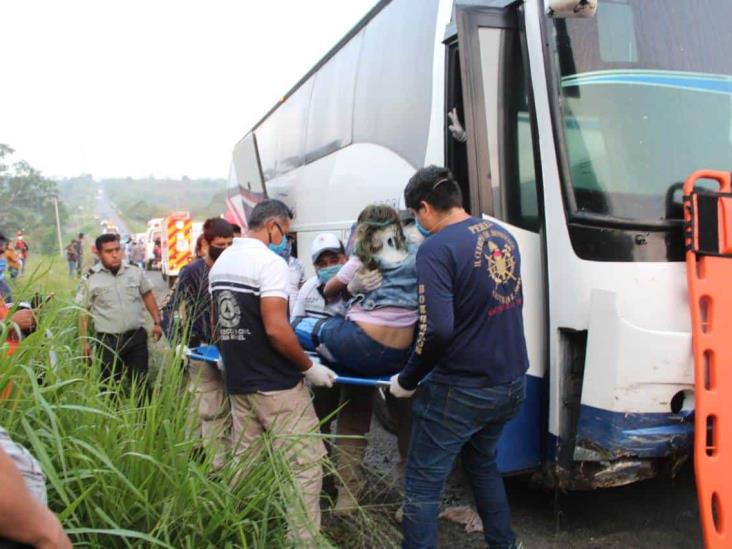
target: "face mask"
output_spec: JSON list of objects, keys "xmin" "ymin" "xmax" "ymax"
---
[
  {"xmin": 208, "ymin": 245, "xmax": 226, "ymax": 262},
  {"xmin": 415, "ymin": 218, "xmax": 432, "ymax": 238},
  {"xmin": 281, "ymin": 239, "xmax": 293, "ymax": 262},
  {"xmin": 317, "ymin": 264, "xmax": 341, "ymax": 285},
  {"xmin": 268, "ymin": 224, "xmax": 289, "ymax": 257}
]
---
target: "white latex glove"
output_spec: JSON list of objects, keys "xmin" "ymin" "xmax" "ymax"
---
[
  {"xmin": 389, "ymin": 373, "xmax": 416, "ymax": 399},
  {"xmin": 448, "ymin": 107, "xmax": 468, "ymax": 143},
  {"xmin": 303, "ymin": 358, "xmax": 338, "ymax": 388},
  {"xmin": 347, "ymin": 268, "xmax": 383, "ymax": 295}
]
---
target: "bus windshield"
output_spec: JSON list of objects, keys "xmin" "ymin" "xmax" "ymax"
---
[{"xmin": 552, "ymin": 0, "xmax": 732, "ymax": 223}]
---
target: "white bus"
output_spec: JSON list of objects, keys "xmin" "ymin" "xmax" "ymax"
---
[{"xmin": 226, "ymin": 0, "xmax": 732, "ymax": 488}]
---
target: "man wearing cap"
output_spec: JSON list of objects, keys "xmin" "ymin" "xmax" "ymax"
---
[{"xmin": 292, "ymin": 233, "xmax": 376, "ymax": 512}]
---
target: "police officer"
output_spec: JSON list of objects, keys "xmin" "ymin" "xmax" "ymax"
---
[{"xmin": 77, "ymin": 233, "xmax": 162, "ymax": 382}]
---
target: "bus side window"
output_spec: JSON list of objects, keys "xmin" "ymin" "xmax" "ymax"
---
[{"xmin": 504, "ymin": 35, "xmax": 540, "ymax": 233}]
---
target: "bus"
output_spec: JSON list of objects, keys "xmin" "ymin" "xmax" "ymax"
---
[{"xmin": 226, "ymin": 0, "xmax": 732, "ymax": 489}]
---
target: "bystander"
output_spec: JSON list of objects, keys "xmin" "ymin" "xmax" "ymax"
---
[{"xmin": 76, "ymin": 233, "xmax": 162, "ymax": 383}]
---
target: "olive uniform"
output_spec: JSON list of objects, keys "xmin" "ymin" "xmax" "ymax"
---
[{"xmin": 77, "ymin": 262, "xmax": 154, "ymax": 381}]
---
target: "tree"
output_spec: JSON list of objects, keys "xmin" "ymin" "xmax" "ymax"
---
[{"xmin": 0, "ymin": 144, "xmax": 67, "ymax": 254}]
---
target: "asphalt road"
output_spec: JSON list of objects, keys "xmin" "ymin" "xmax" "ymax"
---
[
  {"xmin": 363, "ymin": 413, "xmax": 701, "ymax": 548},
  {"xmin": 94, "ymin": 186, "xmax": 130, "ymax": 235}
]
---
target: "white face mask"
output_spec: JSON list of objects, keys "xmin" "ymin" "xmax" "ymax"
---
[
  {"xmin": 372, "ymin": 225, "xmax": 408, "ymax": 264},
  {"xmin": 402, "ymin": 223, "xmax": 425, "ymax": 246}
]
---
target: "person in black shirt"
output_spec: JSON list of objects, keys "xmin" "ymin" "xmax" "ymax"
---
[
  {"xmin": 210, "ymin": 200, "xmax": 336, "ymax": 542},
  {"xmin": 390, "ymin": 166, "xmax": 528, "ymax": 549},
  {"xmin": 174, "ymin": 217, "xmax": 233, "ymax": 469}
]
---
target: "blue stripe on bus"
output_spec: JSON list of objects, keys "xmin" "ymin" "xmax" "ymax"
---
[
  {"xmin": 497, "ymin": 373, "xmax": 544, "ymax": 474},
  {"xmin": 575, "ymin": 404, "xmax": 693, "ymax": 459},
  {"xmin": 562, "ymin": 70, "xmax": 732, "ymax": 95}
]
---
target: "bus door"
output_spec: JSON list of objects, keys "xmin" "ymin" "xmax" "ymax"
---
[
  {"xmin": 454, "ymin": 1, "xmax": 546, "ymax": 473},
  {"xmin": 227, "ymin": 132, "xmax": 268, "ymax": 229}
]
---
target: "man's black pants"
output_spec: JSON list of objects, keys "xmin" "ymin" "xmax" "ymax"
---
[{"xmin": 96, "ymin": 328, "xmax": 149, "ymax": 383}]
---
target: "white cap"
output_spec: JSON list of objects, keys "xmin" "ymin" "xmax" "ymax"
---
[{"xmin": 310, "ymin": 232, "xmax": 343, "ymax": 262}]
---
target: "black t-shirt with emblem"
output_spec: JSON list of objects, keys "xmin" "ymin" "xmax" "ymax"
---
[
  {"xmin": 399, "ymin": 217, "xmax": 529, "ymax": 390},
  {"xmin": 209, "ymin": 238, "xmax": 302, "ymax": 394}
]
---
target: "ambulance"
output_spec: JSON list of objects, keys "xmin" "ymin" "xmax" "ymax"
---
[{"xmin": 160, "ymin": 212, "xmax": 193, "ymax": 286}]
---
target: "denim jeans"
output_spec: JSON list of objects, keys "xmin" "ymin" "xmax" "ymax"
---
[
  {"xmin": 318, "ymin": 316, "xmax": 411, "ymax": 377},
  {"xmin": 402, "ymin": 375, "xmax": 526, "ymax": 549}
]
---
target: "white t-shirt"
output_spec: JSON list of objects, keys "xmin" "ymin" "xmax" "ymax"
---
[
  {"xmin": 208, "ymin": 237, "xmax": 300, "ymax": 393},
  {"xmin": 287, "ymin": 256, "xmax": 306, "ymax": 316},
  {"xmin": 292, "ymin": 275, "xmax": 347, "ymax": 319}
]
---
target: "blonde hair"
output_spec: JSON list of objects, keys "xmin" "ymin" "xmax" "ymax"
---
[{"xmin": 353, "ymin": 204, "xmax": 407, "ymax": 269}]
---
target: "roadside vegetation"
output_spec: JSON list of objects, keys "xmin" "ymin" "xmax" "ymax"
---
[{"xmin": 1, "ymin": 259, "xmax": 401, "ymax": 548}]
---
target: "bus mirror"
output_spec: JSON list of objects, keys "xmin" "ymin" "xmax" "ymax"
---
[{"xmin": 546, "ymin": 0, "xmax": 597, "ymax": 18}]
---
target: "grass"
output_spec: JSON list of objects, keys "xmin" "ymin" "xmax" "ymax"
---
[
  {"xmin": 0, "ymin": 259, "xmax": 329, "ymax": 547},
  {"xmin": 1, "ymin": 258, "xmax": 403, "ymax": 547}
]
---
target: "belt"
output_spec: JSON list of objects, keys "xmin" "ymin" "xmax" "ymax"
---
[{"xmin": 97, "ymin": 327, "xmax": 143, "ymax": 339}]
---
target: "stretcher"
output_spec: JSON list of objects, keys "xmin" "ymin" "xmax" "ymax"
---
[
  {"xmin": 185, "ymin": 345, "xmax": 391, "ymax": 387},
  {"xmin": 684, "ymin": 170, "xmax": 731, "ymax": 549}
]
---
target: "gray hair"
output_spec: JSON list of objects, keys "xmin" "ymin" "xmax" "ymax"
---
[{"xmin": 248, "ymin": 199, "xmax": 293, "ymax": 230}]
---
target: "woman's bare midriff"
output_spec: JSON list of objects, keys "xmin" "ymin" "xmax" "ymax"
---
[{"xmin": 356, "ymin": 321, "xmax": 414, "ymax": 350}]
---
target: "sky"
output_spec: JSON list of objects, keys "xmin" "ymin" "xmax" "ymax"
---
[{"xmin": 0, "ymin": 0, "xmax": 378, "ymax": 179}]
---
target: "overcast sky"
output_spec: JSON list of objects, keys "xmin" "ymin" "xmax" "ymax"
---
[{"xmin": 0, "ymin": 0, "xmax": 378, "ymax": 179}]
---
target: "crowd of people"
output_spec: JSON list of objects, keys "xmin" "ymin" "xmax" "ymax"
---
[{"xmin": 0, "ymin": 165, "xmax": 529, "ymax": 549}]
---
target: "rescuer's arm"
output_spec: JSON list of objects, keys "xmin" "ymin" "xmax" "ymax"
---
[
  {"xmin": 261, "ymin": 296, "xmax": 313, "ymax": 372},
  {"xmin": 260, "ymin": 259, "xmax": 336, "ymax": 387},
  {"xmin": 323, "ymin": 256, "xmax": 382, "ymax": 298},
  {"xmin": 0, "ymin": 446, "xmax": 72, "ymax": 549},
  {"xmin": 397, "ymin": 248, "xmax": 455, "ymax": 391}
]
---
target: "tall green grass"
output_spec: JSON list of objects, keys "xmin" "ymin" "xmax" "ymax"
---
[{"xmin": 0, "ymin": 259, "xmax": 330, "ymax": 547}]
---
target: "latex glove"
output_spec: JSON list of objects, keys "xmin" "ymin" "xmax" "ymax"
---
[
  {"xmin": 448, "ymin": 107, "xmax": 467, "ymax": 143},
  {"xmin": 389, "ymin": 373, "xmax": 416, "ymax": 399},
  {"xmin": 303, "ymin": 358, "xmax": 337, "ymax": 388},
  {"xmin": 347, "ymin": 268, "xmax": 382, "ymax": 295}
]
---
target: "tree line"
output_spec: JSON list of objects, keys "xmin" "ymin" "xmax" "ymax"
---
[{"xmin": 0, "ymin": 144, "xmax": 67, "ymax": 255}]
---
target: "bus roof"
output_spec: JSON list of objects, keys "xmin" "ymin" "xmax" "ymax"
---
[{"xmin": 244, "ymin": 0, "xmax": 392, "ymax": 141}]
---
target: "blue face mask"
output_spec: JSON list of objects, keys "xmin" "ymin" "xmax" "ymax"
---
[
  {"xmin": 415, "ymin": 218, "xmax": 432, "ymax": 238},
  {"xmin": 317, "ymin": 264, "xmax": 341, "ymax": 285},
  {"xmin": 268, "ymin": 224, "xmax": 289, "ymax": 257}
]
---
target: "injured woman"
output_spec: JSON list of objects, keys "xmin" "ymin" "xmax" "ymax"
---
[{"xmin": 295, "ymin": 204, "xmax": 419, "ymax": 377}]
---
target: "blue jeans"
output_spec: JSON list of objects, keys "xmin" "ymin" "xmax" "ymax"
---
[
  {"xmin": 68, "ymin": 260, "xmax": 77, "ymax": 277},
  {"xmin": 402, "ymin": 375, "xmax": 526, "ymax": 549},
  {"xmin": 318, "ymin": 316, "xmax": 411, "ymax": 377}
]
